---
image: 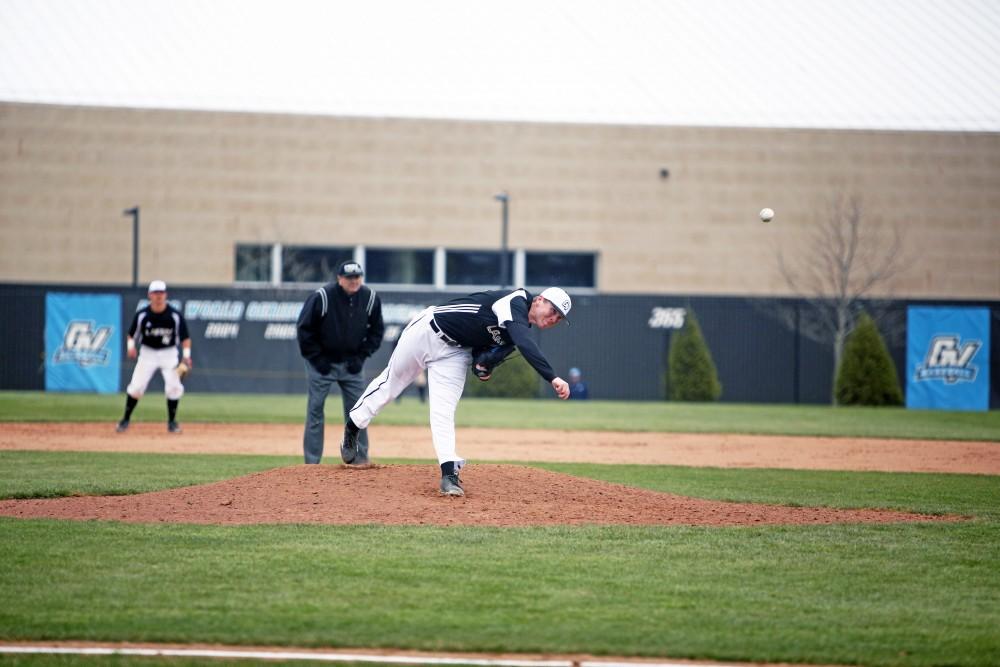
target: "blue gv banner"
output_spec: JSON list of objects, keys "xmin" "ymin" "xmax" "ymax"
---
[
  {"xmin": 906, "ymin": 306, "xmax": 990, "ymax": 411},
  {"xmin": 45, "ymin": 292, "xmax": 122, "ymax": 393}
]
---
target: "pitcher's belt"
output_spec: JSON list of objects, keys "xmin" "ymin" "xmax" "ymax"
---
[{"xmin": 429, "ymin": 319, "xmax": 462, "ymax": 347}]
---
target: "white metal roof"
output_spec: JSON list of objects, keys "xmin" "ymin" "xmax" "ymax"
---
[{"xmin": 1, "ymin": 0, "xmax": 998, "ymax": 131}]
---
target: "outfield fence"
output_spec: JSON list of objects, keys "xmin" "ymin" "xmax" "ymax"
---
[{"xmin": 1, "ymin": 283, "xmax": 996, "ymax": 406}]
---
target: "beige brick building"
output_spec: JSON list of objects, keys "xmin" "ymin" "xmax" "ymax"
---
[{"xmin": 1, "ymin": 101, "xmax": 997, "ymax": 298}]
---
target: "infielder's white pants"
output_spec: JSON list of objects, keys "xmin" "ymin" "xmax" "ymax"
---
[
  {"xmin": 350, "ymin": 308, "xmax": 471, "ymax": 466},
  {"xmin": 126, "ymin": 345, "xmax": 185, "ymax": 400}
]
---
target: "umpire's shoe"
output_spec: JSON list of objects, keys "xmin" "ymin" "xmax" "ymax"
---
[
  {"xmin": 439, "ymin": 473, "xmax": 465, "ymax": 497},
  {"xmin": 115, "ymin": 419, "xmax": 129, "ymax": 433},
  {"xmin": 167, "ymin": 420, "xmax": 182, "ymax": 434},
  {"xmin": 340, "ymin": 421, "xmax": 360, "ymax": 464}
]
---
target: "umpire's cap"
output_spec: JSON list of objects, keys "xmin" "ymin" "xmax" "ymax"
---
[{"xmin": 338, "ymin": 261, "xmax": 364, "ymax": 277}]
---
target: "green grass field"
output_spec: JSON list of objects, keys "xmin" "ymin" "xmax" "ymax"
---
[
  {"xmin": 1, "ymin": 391, "xmax": 998, "ymax": 440},
  {"xmin": 0, "ymin": 393, "xmax": 998, "ymax": 667}
]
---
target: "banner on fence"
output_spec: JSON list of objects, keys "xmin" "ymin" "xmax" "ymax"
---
[
  {"xmin": 45, "ymin": 292, "xmax": 122, "ymax": 393},
  {"xmin": 906, "ymin": 306, "xmax": 990, "ymax": 411}
]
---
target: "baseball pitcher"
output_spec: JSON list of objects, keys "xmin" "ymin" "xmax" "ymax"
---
[{"xmin": 341, "ymin": 286, "xmax": 572, "ymax": 496}]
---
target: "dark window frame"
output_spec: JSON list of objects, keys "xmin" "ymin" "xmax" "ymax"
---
[
  {"xmin": 524, "ymin": 251, "xmax": 596, "ymax": 288},
  {"xmin": 445, "ymin": 249, "xmax": 516, "ymax": 287},
  {"xmin": 234, "ymin": 244, "xmax": 273, "ymax": 283},
  {"xmin": 281, "ymin": 245, "xmax": 355, "ymax": 284},
  {"xmin": 365, "ymin": 247, "xmax": 435, "ymax": 285}
]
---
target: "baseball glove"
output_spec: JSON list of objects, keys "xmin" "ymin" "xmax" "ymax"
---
[
  {"xmin": 176, "ymin": 361, "xmax": 191, "ymax": 379},
  {"xmin": 471, "ymin": 344, "xmax": 515, "ymax": 381}
]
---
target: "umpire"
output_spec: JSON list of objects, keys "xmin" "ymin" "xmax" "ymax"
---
[{"xmin": 297, "ymin": 260, "xmax": 384, "ymax": 464}]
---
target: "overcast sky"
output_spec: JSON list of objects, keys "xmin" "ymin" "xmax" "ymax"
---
[{"xmin": 1, "ymin": 0, "xmax": 999, "ymax": 131}]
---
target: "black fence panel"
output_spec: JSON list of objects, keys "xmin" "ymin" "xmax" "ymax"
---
[
  {"xmin": 0, "ymin": 287, "xmax": 47, "ymax": 390},
  {"xmin": 1, "ymin": 283, "xmax": 996, "ymax": 407}
]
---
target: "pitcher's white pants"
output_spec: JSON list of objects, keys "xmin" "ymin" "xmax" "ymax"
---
[
  {"xmin": 349, "ymin": 308, "xmax": 471, "ymax": 466},
  {"xmin": 126, "ymin": 345, "xmax": 185, "ymax": 400}
]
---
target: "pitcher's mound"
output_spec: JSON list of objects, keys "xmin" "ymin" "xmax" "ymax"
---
[{"xmin": 0, "ymin": 464, "xmax": 955, "ymax": 527}]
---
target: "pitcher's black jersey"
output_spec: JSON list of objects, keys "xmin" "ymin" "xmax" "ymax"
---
[
  {"xmin": 432, "ymin": 289, "xmax": 557, "ymax": 382},
  {"xmin": 128, "ymin": 305, "xmax": 189, "ymax": 350}
]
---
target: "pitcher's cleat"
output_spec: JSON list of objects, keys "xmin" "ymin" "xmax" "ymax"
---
[
  {"xmin": 340, "ymin": 422, "xmax": 360, "ymax": 464},
  {"xmin": 439, "ymin": 473, "xmax": 465, "ymax": 497}
]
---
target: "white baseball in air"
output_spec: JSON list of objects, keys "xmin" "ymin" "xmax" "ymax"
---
[{"xmin": 759, "ymin": 207, "xmax": 774, "ymax": 223}]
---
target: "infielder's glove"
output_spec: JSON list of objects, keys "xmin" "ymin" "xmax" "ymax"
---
[
  {"xmin": 176, "ymin": 361, "xmax": 191, "ymax": 379},
  {"xmin": 471, "ymin": 344, "xmax": 515, "ymax": 381}
]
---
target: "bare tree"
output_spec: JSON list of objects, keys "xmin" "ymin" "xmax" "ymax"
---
[{"xmin": 776, "ymin": 193, "xmax": 905, "ymax": 404}]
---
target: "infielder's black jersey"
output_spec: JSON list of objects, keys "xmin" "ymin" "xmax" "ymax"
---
[
  {"xmin": 433, "ymin": 289, "xmax": 557, "ymax": 382},
  {"xmin": 128, "ymin": 305, "xmax": 190, "ymax": 349}
]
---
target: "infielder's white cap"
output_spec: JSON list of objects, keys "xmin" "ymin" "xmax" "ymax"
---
[
  {"xmin": 540, "ymin": 287, "xmax": 572, "ymax": 322},
  {"xmin": 148, "ymin": 280, "xmax": 167, "ymax": 293}
]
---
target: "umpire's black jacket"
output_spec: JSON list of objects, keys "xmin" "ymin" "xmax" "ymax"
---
[{"xmin": 297, "ymin": 283, "xmax": 384, "ymax": 374}]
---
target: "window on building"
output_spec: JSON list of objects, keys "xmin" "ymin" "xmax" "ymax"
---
[
  {"xmin": 525, "ymin": 252, "xmax": 596, "ymax": 288},
  {"xmin": 282, "ymin": 245, "xmax": 354, "ymax": 283},
  {"xmin": 366, "ymin": 248, "xmax": 434, "ymax": 285},
  {"xmin": 235, "ymin": 244, "xmax": 272, "ymax": 282},
  {"xmin": 446, "ymin": 250, "xmax": 515, "ymax": 286}
]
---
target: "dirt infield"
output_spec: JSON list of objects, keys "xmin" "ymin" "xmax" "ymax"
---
[
  {"xmin": 0, "ymin": 463, "xmax": 956, "ymax": 527},
  {"xmin": 2, "ymin": 422, "xmax": 998, "ymax": 474},
  {"xmin": 0, "ymin": 421, "xmax": 987, "ymax": 527}
]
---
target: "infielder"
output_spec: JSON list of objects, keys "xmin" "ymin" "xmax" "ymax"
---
[
  {"xmin": 341, "ymin": 287, "xmax": 573, "ymax": 496},
  {"xmin": 116, "ymin": 280, "xmax": 192, "ymax": 433}
]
